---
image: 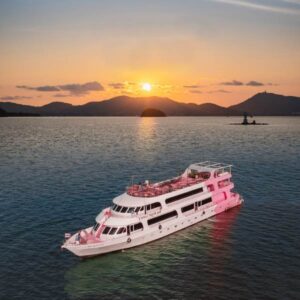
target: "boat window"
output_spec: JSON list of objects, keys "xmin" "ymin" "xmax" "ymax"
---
[
  {"xmin": 116, "ymin": 206, "xmax": 122, "ymax": 212},
  {"xmin": 128, "ymin": 207, "xmax": 135, "ymax": 214},
  {"xmin": 207, "ymin": 184, "xmax": 214, "ymax": 192},
  {"xmin": 202, "ymin": 197, "xmax": 212, "ymax": 205},
  {"xmin": 134, "ymin": 207, "xmax": 140, "ymax": 213},
  {"xmin": 140, "ymin": 206, "xmax": 144, "ymax": 211},
  {"xmin": 102, "ymin": 226, "xmax": 111, "ymax": 234},
  {"xmin": 146, "ymin": 204, "xmax": 151, "ymax": 210},
  {"xmin": 199, "ymin": 172, "xmax": 211, "ymax": 179},
  {"xmin": 181, "ymin": 203, "xmax": 194, "ymax": 213},
  {"xmin": 151, "ymin": 202, "xmax": 161, "ymax": 209},
  {"xmin": 148, "ymin": 210, "xmax": 178, "ymax": 226},
  {"xmin": 109, "ymin": 227, "xmax": 117, "ymax": 235},
  {"xmin": 112, "ymin": 204, "xmax": 117, "ymax": 210},
  {"xmin": 166, "ymin": 187, "xmax": 203, "ymax": 205},
  {"xmin": 93, "ymin": 223, "xmax": 100, "ymax": 231},
  {"xmin": 121, "ymin": 206, "xmax": 128, "ymax": 213},
  {"xmin": 189, "ymin": 169, "xmax": 199, "ymax": 178},
  {"xmin": 218, "ymin": 179, "xmax": 230, "ymax": 188},
  {"xmin": 133, "ymin": 223, "xmax": 143, "ymax": 231},
  {"xmin": 117, "ymin": 227, "xmax": 126, "ymax": 234}
]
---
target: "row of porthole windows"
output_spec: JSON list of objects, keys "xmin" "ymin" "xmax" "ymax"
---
[{"xmin": 112, "ymin": 202, "xmax": 161, "ymax": 214}]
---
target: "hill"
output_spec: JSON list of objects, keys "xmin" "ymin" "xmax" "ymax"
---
[
  {"xmin": 229, "ymin": 92, "xmax": 300, "ymax": 116},
  {"xmin": 0, "ymin": 106, "xmax": 39, "ymax": 117},
  {"xmin": 0, "ymin": 95, "xmax": 237, "ymax": 116},
  {"xmin": 0, "ymin": 92, "xmax": 299, "ymax": 116}
]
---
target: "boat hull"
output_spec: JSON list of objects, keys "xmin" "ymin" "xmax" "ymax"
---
[{"xmin": 62, "ymin": 194, "xmax": 243, "ymax": 258}]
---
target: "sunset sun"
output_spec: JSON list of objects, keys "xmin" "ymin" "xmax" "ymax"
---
[{"xmin": 142, "ymin": 82, "xmax": 152, "ymax": 92}]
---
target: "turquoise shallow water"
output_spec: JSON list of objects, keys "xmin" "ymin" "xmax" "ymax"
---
[{"xmin": 0, "ymin": 117, "xmax": 299, "ymax": 299}]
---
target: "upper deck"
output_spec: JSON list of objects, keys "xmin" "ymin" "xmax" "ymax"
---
[{"xmin": 126, "ymin": 161, "xmax": 232, "ymax": 198}]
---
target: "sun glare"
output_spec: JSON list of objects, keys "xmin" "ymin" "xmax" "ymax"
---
[{"xmin": 142, "ymin": 82, "xmax": 152, "ymax": 92}]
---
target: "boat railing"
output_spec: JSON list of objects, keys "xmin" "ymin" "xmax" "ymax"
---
[
  {"xmin": 127, "ymin": 176, "xmax": 205, "ymax": 197},
  {"xmin": 191, "ymin": 161, "xmax": 232, "ymax": 175},
  {"xmin": 127, "ymin": 162, "xmax": 233, "ymax": 197}
]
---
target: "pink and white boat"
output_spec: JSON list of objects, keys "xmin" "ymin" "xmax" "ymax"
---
[{"xmin": 62, "ymin": 161, "xmax": 244, "ymax": 257}]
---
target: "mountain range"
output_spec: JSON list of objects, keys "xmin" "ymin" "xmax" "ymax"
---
[
  {"xmin": 0, "ymin": 107, "xmax": 39, "ymax": 117},
  {"xmin": 0, "ymin": 92, "xmax": 299, "ymax": 116}
]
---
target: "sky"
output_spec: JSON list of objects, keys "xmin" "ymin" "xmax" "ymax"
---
[{"xmin": 0, "ymin": 0, "xmax": 300, "ymax": 107}]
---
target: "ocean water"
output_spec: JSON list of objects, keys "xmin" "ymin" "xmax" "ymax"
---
[{"xmin": 0, "ymin": 116, "xmax": 299, "ymax": 300}]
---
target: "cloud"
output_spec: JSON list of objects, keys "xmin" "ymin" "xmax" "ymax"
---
[
  {"xmin": 53, "ymin": 93, "xmax": 69, "ymax": 98},
  {"xmin": 207, "ymin": 89, "xmax": 231, "ymax": 94},
  {"xmin": 183, "ymin": 85, "xmax": 203, "ymax": 89},
  {"xmin": 209, "ymin": 0, "xmax": 300, "ymax": 15},
  {"xmin": 36, "ymin": 86, "xmax": 60, "ymax": 91},
  {"xmin": 16, "ymin": 85, "xmax": 59, "ymax": 91},
  {"xmin": 0, "ymin": 95, "xmax": 32, "ymax": 101},
  {"xmin": 59, "ymin": 82, "xmax": 104, "ymax": 95},
  {"xmin": 184, "ymin": 85, "xmax": 204, "ymax": 94},
  {"xmin": 246, "ymin": 81, "xmax": 264, "ymax": 86},
  {"xmin": 220, "ymin": 80, "xmax": 277, "ymax": 87},
  {"xmin": 108, "ymin": 83, "xmax": 125, "ymax": 89},
  {"xmin": 17, "ymin": 81, "xmax": 104, "ymax": 95},
  {"xmin": 221, "ymin": 80, "xmax": 244, "ymax": 86},
  {"xmin": 189, "ymin": 90, "xmax": 202, "ymax": 94}
]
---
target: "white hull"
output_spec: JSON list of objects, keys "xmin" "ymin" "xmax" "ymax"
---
[{"xmin": 63, "ymin": 195, "xmax": 243, "ymax": 257}]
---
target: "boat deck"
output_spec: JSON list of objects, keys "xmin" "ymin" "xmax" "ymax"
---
[{"xmin": 127, "ymin": 173, "xmax": 210, "ymax": 198}]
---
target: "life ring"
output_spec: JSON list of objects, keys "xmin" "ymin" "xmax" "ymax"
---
[
  {"xmin": 127, "ymin": 237, "xmax": 131, "ymax": 243},
  {"xmin": 159, "ymin": 224, "xmax": 162, "ymax": 230}
]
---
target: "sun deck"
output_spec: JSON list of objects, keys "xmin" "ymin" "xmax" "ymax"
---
[
  {"xmin": 127, "ymin": 176, "xmax": 205, "ymax": 198},
  {"xmin": 127, "ymin": 161, "xmax": 232, "ymax": 198}
]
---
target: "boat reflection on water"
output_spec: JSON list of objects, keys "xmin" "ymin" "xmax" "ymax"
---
[
  {"xmin": 210, "ymin": 205, "xmax": 242, "ymax": 246},
  {"xmin": 65, "ymin": 207, "xmax": 241, "ymax": 299}
]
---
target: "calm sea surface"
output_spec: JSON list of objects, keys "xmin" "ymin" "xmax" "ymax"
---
[{"xmin": 0, "ymin": 117, "xmax": 299, "ymax": 300}]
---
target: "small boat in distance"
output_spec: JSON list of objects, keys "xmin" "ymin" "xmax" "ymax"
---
[
  {"xmin": 230, "ymin": 112, "xmax": 268, "ymax": 125},
  {"xmin": 62, "ymin": 161, "xmax": 244, "ymax": 257}
]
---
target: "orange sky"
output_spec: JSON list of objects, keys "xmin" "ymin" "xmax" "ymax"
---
[{"xmin": 0, "ymin": 0, "xmax": 299, "ymax": 107}]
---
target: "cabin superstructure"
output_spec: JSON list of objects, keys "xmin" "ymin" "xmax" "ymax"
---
[{"xmin": 62, "ymin": 161, "xmax": 243, "ymax": 257}]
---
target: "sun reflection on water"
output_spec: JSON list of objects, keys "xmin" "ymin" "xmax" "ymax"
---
[{"xmin": 137, "ymin": 117, "xmax": 157, "ymax": 141}]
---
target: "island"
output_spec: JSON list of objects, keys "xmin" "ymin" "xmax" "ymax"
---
[{"xmin": 140, "ymin": 108, "xmax": 166, "ymax": 117}]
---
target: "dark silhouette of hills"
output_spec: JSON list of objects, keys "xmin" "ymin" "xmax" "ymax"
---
[
  {"xmin": 229, "ymin": 92, "xmax": 300, "ymax": 116},
  {"xmin": 0, "ymin": 101, "xmax": 70, "ymax": 116},
  {"xmin": 141, "ymin": 108, "xmax": 166, "ymax": 117},
  {"xmin": 0, "ymin": 106, "xmax": 39, "ymax": 117},
  {"xmin": 0, "ymin": 92, "xmax": 299, "ymax": 116},
  {"xmin": 0, "ymin": 107, "xmax": 7, "ymax": 116},
  {"xmin": 0, "ymin": 96, "xmax": 235, "ymax": 116}
]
